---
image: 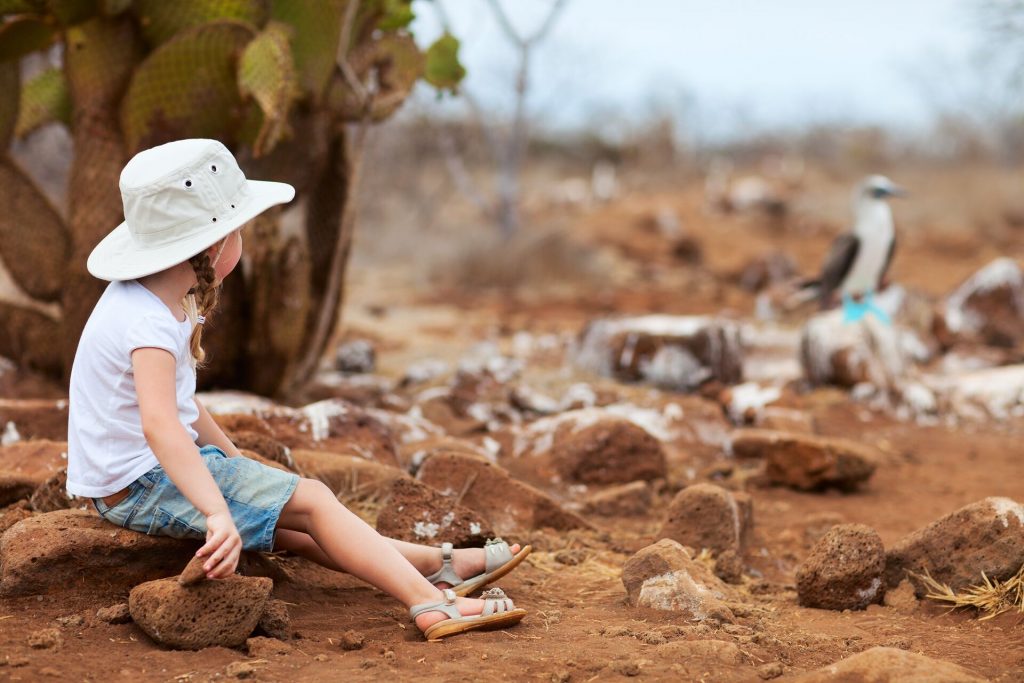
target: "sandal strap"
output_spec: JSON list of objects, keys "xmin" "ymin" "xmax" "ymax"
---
[
  {"xmin": 424, "ymin": 542, "xmax": 464, "ymax": 587},
  {"xmin": 484, "ymin": 537, "xmax": 514, "ymax": 573},
  {"xmin": 410, "ymin": 588, "xmax": 461, "ymax": 620},
  {"xmin": 480, "ymin": 586, "xmax": 515, "ymax": 616}
]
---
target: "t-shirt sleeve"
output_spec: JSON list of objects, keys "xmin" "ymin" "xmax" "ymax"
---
[{"xmin": 125, "ymin": 314, "xmax": 182, "ymax": 358}]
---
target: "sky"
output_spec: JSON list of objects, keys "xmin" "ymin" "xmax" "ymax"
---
[{"xmin": 410, "ymin": 0, "xmax": 983, "ymax": 139}]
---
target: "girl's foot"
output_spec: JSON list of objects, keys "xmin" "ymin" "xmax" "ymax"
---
[
  {"xmin": 413, "ymin": 594, "xmax": 487, "ymax": 632},
  {"xmin": 427, "ymin": 543, "xmax": 522, "ymax": 588}
]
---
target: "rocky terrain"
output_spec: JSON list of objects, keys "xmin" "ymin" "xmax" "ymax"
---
[{"xmin": 2, "ymin": 176, "xmax": 1024, "ymax": 681}]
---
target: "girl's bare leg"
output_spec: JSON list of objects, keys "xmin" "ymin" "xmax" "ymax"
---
[{"xmin": 275, "ymin": 478, "xmax": 485, "ymax": 630}]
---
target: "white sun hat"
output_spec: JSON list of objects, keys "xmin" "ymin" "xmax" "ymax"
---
[{"xmin": 87, "ymin": 138, "xmax": 295, "ymax": 281}]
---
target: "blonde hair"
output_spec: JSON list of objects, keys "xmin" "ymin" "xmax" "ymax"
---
[{"xmin": 182, "ymin": 238, "xmax": 228, "ymax": 368}]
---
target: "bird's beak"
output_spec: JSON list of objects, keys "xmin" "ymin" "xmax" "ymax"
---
[{"xmin": 886, "ymin": 185, "xmax": 907, "ymax": 198}]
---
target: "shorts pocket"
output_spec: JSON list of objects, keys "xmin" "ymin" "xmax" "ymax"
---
[
  {"xmin": 147, "ymin": 508, "xmax": 205, "ymax": 540},
  {"xmin": 98, "ymin": 482, "xmax": 147, "ymax": 528}
]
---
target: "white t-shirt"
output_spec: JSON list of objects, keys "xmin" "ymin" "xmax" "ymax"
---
[{"xmin": 67, "ymin": 280, "xmax": 200, "ymax": 498}]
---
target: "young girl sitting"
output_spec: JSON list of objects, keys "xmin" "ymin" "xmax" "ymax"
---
[{"xmin": 65, "ymin": 138, "xmax": 530, "ymax": 641}]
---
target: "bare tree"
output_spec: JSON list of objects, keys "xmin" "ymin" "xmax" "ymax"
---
[{"xmin": 432, "ymin": 0, "xmax": 569, "ymax": 239}]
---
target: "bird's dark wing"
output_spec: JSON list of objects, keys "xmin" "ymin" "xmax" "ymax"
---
[
  {"xmin": 879, "ymin": 234, "xmax": 896, "ymax": 289},
  {"xmin": 817, "ymin": 233, "xmax": 859, "ymax": 307}
]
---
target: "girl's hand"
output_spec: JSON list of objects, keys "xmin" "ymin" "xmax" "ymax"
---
[{"xmin": 197, "ymin": 510, "xmax": 242, "ymax": 579}]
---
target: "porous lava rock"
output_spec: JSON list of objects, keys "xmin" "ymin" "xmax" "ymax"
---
[
  {"xmin": 228, "ymin": 431, "xmax": 295, "ymax": 471},
  {"xmin": 658, "ymin": 483, "xmax": 752, "ymax": 556},
  {"xmin": 510, "ymin": 409, "xmax": 667, "ymax": 486},
  {"xmin": 0, "ymin": 500, "xmax": 32, "ymax": 534},
  {"xmin": 621, "ymin": 539, "xmax": 737, "ymax": 622},
  {"xmin": 0, "ymin": 509, "xmax": 197, "ymax": 596},
  {"xmin": 796, "ymin": 524, "xmax": 886, "ymax": 610},
  {"xmin": 938, "ymin": 257, "xmax": 1024, "ymax": 349},
  {"xmin": 885, "ymin": 497, "xmax": 1024, "ymax": 595},
  {"xmin": 0, "ymin": 440, "xmax": 67, "ymax": 506},
  {"xmin": 790, "ymin": 647, "xmax": 986, "ymax": 682},
  {"xmin": 129, "ymin": 575, "xmax": 272, "ymax": 650},
  {"xmin": 256, "ymin": 599, "xmax": 291, "ymax": 640},
  {"xmin": 416, "ymin": 452, "xmax": 591, "ymax": 535},
  {"xmin": 29, "ymin": 468, "xmax": 85, "ymax": 512},
  {"xmin": 575, "ymin": 315, "xmax": 744, "ymax": 391},
  {"xmin": 375, "ymin": 478, "xmax": 493, "ymax": 547},
  {"xmin": 731, "ymin": 429, "xmax": 877, "ymax": 491},
  {"xmin": 582, "ymin": 481, "xmax": 652, "ymax": 517},
  {"xmin": 290, "ymin": 450, "xmax": 408, "ymax": 501}
]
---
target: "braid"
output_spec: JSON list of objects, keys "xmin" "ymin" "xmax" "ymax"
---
[{"xmin": 185, "ymin": 250, "xmax": 221, "ymax": 367}]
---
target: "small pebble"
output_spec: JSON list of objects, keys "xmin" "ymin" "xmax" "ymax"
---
[
  {"xmin": 28, "ymin": 628, "xmax": 62, "ymax": 650},
  {"xmin": 96, "ymin": 603, "xmax": 132, "ymax": 625},
  {"xmin": 338, "ymin": 629, "xmax": 364, "ymax": 651},
  {"xmin": 758, "ymin": 662, "xmax": 784, "ymax": 680},
  {"xmin": 55, "ymin": 614, "xmax": 84, "ymax": 628}
]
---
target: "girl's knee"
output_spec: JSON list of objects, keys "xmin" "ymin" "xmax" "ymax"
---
[{"xmin": 292, "ymin": 478, "xmax": 335, "ymax": 507}]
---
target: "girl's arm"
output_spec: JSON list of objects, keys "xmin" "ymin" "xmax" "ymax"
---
[
  {"xmin": 134, "ymin": 347, "xmax": 241, "ymax": 578},
  {"xmin": 192, "ymin": 397, "xmax": 243, "ymax": 457}
]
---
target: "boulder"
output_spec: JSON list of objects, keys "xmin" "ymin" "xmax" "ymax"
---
[
  {"xmin": 291, "ymin": 449, "xmax": 408, "ymax": 501},
  {"xmin": 399, "ymin": 436, "xmax": 492, "ymax": 474},
  {"xmin": 129, "ymin": 575, "xmax": 272, "ymax": 650},
  {"xmin": 0, "ymin": 440, "xmax": 67, "ymax": 506},
  {"xmin": 885, "ymin": 497, "xmax": 1024, "ymax": 594},
  {"xmin": 375, "ymin": 478, "xmax": 494, "ymax": 547},
  {"xmin": 939, "ymin": 257, "xmax": 1024, "ymax": 349},
  {"xmin": 0, "ymin": 509, "xmax": 198, "ymax": 596},
  {"xmin": 256, "ymin": 599, "xmax": 291, "ymax": 640},
  {"xmin": 799, "ymin": 307, "xmax": 928, "ymax": 388},
  {"xmin": 621, "ymin": 539, "xmax": 737, "ymax": 622},
  {"xmin": 30, "ymin": 468, "xmax": 87, "ymax": 513},
  {"xmin": 731, "ymin": 429, "xmax": 878, "ymax": 491},
  {"xmin": 510, "ymin": 409, "xmax": 667, "ymax": 486},
  {"xmin": 0, "ymin": 500, "xmax": 32, "ymax": 534},
  {"xmin": 582, "ymin": 481, "xmax": 652, "ymax": 517},
  {"xmin": 790, "ymin": 647, "xmax": 985, "ymax": 682},
  {"xmin": 658, "ymin": 483, "xmax": 752, "ymax": 556},
  {"xmin": 274, "ymin": 399, "xmax": 400, "ymax": 467},
  {"xmin": 575, "ymin": 315, "xmax": 744, "ymax": 391},
  {"xmin": 796, "ymin": 524, "xmax": 885, "ymax": 610},
  {"xmin": 416, "ymin": 452, "xmax": 591, "ymax": 535},
  {"xmin": 0, "ymin": 399, "xmax": 69, "ymax": 442},
  {"xmin": 229, "ymin": 431, "xmax": 295, "ymax": 471}
]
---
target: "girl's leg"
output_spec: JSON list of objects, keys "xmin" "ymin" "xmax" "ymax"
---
[
  {"xmin": 274, "ymin": 527, "xmax": 520, "ymax": 580},
  {"xmin": 275, "ymin": 478, "xmax": 485, "ymax": 630}
]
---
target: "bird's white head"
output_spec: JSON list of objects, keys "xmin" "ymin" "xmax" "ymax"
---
[{"xmin": 858, "ymin": 175, "xmax": 906, "ymax": 202}]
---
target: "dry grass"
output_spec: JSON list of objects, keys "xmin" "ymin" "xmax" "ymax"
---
[{"xmin": 912, "ymin": 565, "xmax": 1024, "ymax": 619}]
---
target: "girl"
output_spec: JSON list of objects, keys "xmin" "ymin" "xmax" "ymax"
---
[{"xmin": 65, "ymin": 139, "xmax": 530, "ymax": 641}]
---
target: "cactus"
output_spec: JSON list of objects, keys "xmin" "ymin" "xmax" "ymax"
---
[{"xmin": 0, "ymin": 0, "xmax": 466, "ymax": 396}]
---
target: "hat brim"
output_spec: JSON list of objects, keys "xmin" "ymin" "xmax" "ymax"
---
[{"xmin": 87, "ymin": 179, "xmax": 295, "ymax": 281}]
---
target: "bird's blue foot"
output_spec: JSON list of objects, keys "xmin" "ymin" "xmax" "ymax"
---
[{"xmin": 841, "ymin": 292, "xmax": 891, "ymax": 325}]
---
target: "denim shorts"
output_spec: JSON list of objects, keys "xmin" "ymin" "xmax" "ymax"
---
[{"xmin": 92, "ymin": 445, "xmax": 300, "ymax": 552}]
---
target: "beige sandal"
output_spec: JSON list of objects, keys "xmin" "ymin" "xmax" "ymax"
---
[
  {"xmin": 424, "ymin": 538, "xmax": 533, "ymax": 597},
  {"xmin": 410, "ymin": 587, "xmax": 526, "ymax": 641}
]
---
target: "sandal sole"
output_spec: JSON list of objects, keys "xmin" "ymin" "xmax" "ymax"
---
[
  {"xmin": 452, "ymin": 545, "xmax": 533, "ymax": 597},
  {"xmin": 424, "ymin": 608, "xmax": 528, "ymax": 641}
]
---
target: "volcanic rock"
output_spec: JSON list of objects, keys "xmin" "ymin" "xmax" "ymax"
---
[
  {"xmin": 129, "ymin": 575, "xmax": 272, "ymax": 650},
  {"xmin": 0, "ymin": 500, "xmax": 32, "ymax": 534},
  {"xmin": 375, "ymin": 478, "xmax": 493, "ymax": 547},
  {"xmin": 0, "ymin": 398, "xmax": 69, "ymax": 442},
  {"xmin": 790, "ymin": 647, "xmax": 985, "ymax": 682},
  {"xmin": 582, "ymin": 481, "xmax": 653, "ymax": 517},
  {"xmin": 658, "ymin": 483, "xmax": 752, "ymax": 556},
  {"xmin": 256, "ymin": 599, "xmax": 291, "ymax": 640},
  {"xmin": 291, "ymin": 450, "xmax": 408, "ymax": 501},
  {"xmin": 0, "ymin": 509, "xmax": 196, "ymax": 596},
  {"xmin": 30, "ymin": 468, "xmax": 86, "ymax": 512},
  {"xmin": 95, "ymin": 603, "xmax": 131, "ymax": 624},
  {"xmin": 885, "ymin": 497, "xmax": 1024, "ymax": 594},
  {"xmin": 575, "ymin": 315, "xmax": 744, "ymax": 391},
  {"xmin": 939, "ymin": 257, "xmax": 1024, "ymax": 348},
  {"xmin": 621, "ymin": 539, "xmax": 737, "ymax": 622},
  {"xmin": 799, "ymin": 308, "xmax": 928, "ymax": 388},
  {"xmin": 731, "ymin": 429, "xmax": 878, "ymax": 491},
  {"xmin": 510, "ymin": 409, "xmax": 667, "ymax": 486},
  {"xmin": 0, "ymin": 440, "xmax": 67, "ymax": 506},
  {"xmin": 796, "ymin": 524, "xmax": 885, "ymax": 610},
  {"xmin": 416, "ymin": 452, "xmax": 591, "ymax": 535},
  {"xmin": 229, "ymin": 431, "xmax": 295, "ymax": 471}
]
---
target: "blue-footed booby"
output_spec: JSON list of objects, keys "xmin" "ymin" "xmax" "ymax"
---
[{"xmin": 805, "ymin": 175, "xmax": 905, "ymax": 323}]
